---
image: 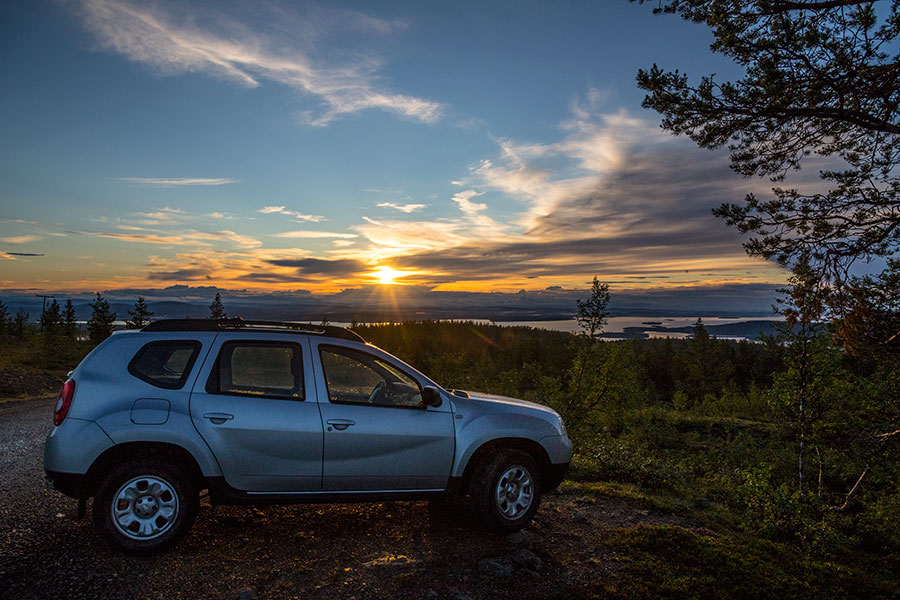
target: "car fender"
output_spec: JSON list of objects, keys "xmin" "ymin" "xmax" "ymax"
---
[
  {"xmin": 95, "ymin": 410, "xmax": 222, "ymax": 477},
  {"xmin": 450, "ymin": 411, "xmax": 558, "ymax": 478}
]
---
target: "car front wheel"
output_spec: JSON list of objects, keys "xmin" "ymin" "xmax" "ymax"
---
[
  {"xmin": 472, "ymin": 449, "xmax": 541, "ymax": 532},
  {"xmin": 92, "ymin": 459, "xmax": 198, "ymax": 555}
]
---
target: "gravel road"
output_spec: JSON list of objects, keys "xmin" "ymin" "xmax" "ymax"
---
[{"xmin": 0, "ymin": 397, "xmax": 668, "ymax": 599}]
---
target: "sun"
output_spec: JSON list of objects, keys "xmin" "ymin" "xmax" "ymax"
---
[{"xmin": 369, "ymin": 265, "xmax": 405, "ymax": 285}]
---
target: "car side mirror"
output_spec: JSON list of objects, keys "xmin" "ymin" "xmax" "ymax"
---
[{"xmin": 421, "ymin": 386, "xmax": 442, "ymax": 408}]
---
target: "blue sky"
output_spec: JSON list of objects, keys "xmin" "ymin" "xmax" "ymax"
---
[{"xmin": 0, "ymin": 0, "xmax": 790, "ymax": 296}]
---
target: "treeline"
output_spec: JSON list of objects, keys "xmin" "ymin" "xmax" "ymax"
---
[
  {"xmin": 0, "ymin": 291, "xmax": 231, "ymax": 369},
  {"xmin": 354, "ymin": 319, "xmax": 779, "ymax": 419}
]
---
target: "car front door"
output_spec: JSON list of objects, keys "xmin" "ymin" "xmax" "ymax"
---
[
  {"xmin": 190, "ymin": 333, "xmax": 323, "ymax": 492},
  {"xmin": 313, "ymin": 342, "xmax": 455, "ymax": 491}
]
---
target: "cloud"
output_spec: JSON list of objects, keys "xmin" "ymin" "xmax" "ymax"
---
[
  {"xmin": 351, "ymin": 216, "xmax": 469, "ymax": 257},
  {"xmin": 325, "ymin": 97, "xmax": 789, "ymax": 289},
  {"xmin": 77, "ymin": 0, "xmax": 443, "ymax": 126},
  {"xmin": 451, "ymin": 190, "xmax": 502, "ymax": 231},
  {"xmin": 145, "ymin": 250, "xmax": 264, "ymax": 281},
  {"xmin": 257, "ymin": 206, "xmax": 326, "ymax": 222},
  {"xmin": 272, "ymin": 230, "xmax": 358, "ymax": 239},
  {"xmin": 451, "ymin": 190, "xmax": 486, "ymax": 215},
  {"xmin": 90, "ymin": 228, "xmax": 260, "ymax": 248},
  {"xmin": 266, "ymin": 257, "xmax": 365, "ymax": 277},
  {"xmin": 377, "ymin": 202, "xmax": 427, "ymax": 213},
  {"xmin": 211, "ymin": 230, "xmax": 262, "ymax": 248},
  {"xmin": 116, "ymin": 177, "xmax": 237, "ymax": 186},
  {"xmin": 129, "ymin": 207, "xmax": 184, "ymax": 225},
  {"xmin": 93, "ymin": 231, "xmax": 202, "ymax": 245},
  {"xmin": 6, "ymin": 252, "xmax": 45, "ymax": 257},
  {"xmin": 1, "ymin": 235, "xmax": 43, "ymax": 244}
]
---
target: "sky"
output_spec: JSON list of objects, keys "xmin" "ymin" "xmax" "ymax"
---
[{"xmin": 0, "ymin": 0, "xmax": 794, "ymax": 301}]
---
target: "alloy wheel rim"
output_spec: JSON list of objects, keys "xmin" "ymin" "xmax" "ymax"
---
[
  {"xmin": 111, "ymin": 475, "xmax": 179, "ymax": 540},
  {"xmin": 495, "ymin": 465, "xmax": 534, "ymax": 519}
]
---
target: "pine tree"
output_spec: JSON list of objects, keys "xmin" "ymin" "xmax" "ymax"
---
[
  {"xmin": 635, "ymin": 0, "xmax": 900, "ymax": 289},
  {"xmin": 40, "ymin": 298, "xmax": 62, "ymax": 338},
  {"xmin": 0, "ymin": 297, "xmax": 9, "ymax": 337},
  {"xmin": 62, "ymin": 299, "xmax": 78, "ymax": 340},
  {"xmin": 12, "ymin": 310, "xmax": 29, "ymax": 340},
  {"xmin": 208, "ymin": 293, "xmax": 226, "ymax": 319},
  {"xmin": 87, "ymin": 292, "xmax": 116, "ymax": 344},
  {"xmin": 126, "ymin": 297, "xmax": 154, "ymax": 329}
]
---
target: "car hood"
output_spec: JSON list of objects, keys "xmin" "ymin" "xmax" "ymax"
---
[{"xmin": 454, "ymin": 390, "xmax": 559, "ymax": 417}]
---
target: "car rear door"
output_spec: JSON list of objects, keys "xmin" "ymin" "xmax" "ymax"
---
[
  {"xmin": 189, "ymin": 332, "xmax": 323, "ymax": 492},
  {"xmin": 311, "ymin": 340, "xmax": 455, "ymax": 491}
]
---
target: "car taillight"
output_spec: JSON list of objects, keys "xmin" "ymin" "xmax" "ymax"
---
[{"xmin": 53, "ymin": 380, "xmax": 75, "ymax": 426}]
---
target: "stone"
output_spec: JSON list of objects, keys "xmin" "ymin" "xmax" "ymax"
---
[
  {"xmin": 508, "ymin": 548, "xmax": 542, "ymax": 571},
  {"xmin": 449, "ymin": 586, "xmax": 473, "ymax": 600},
  {"xmin": 477, "ymin": 557, "xmax": 514, "ymax": 578},
  {"xmin": 506, "ymin": 529, "xmax": 540, "ymax": 546}
]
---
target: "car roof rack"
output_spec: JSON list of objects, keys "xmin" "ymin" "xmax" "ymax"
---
[{"xmin": 141, "ymin": 318, "xmax": 365, "ymax": 342}]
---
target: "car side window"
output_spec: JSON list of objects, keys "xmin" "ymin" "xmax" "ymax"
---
[
  {"xmin": 320, "ymin": 346, "xmax": 423, "ymax": 408},
  {"xmin": 206, "ymin": 341, "xmax": 304, "ymax": 400},
  {"xmin": 128, "ymin": 340, "xmax": 201, "ymax": 389}
]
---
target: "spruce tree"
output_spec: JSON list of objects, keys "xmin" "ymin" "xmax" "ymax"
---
[
  {"xmin": 87, "ymin": 292, "xmax": 116, "ymax": 344},
  {"xmin": 0, "ymin": 297, "xmax": 9, "ymax": 337},
  {"xmin": 40, "ymin": 298, "xmax": 62, "ymax": 338},
  {"xmin": 125, "ymin": 297, "xmax": 154, "ymax": 329},
  {"xmin": 208, "ymin": 292, "xmax": 226, "ymax": 319},
  {"xmin": 63, "ymin": 299, "xmax": 78, "ymax": 340},
  {"xmin": 12, "ymin": 310, "xmax": 29, "ymax": 340}
]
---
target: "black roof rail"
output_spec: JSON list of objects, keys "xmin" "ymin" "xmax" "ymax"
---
[{"xmin": 141, "ymin": 318, "xmax": 365, "ymax": 342}]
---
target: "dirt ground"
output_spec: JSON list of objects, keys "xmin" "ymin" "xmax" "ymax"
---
[{"xmin": 1, "ymin": 397, "xmax": 682, "ymax": 599}]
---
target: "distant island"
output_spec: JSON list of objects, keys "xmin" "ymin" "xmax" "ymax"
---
[{"xmin": 601, "ymin": 320, "xmax": 780, "ymax": 340}]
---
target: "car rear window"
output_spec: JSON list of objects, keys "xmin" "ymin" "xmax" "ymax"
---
[
  {"xmin": 206, "ymin": 341, "xmax": 304, "ymax": 400},
  {"xmin": 128, "ymin": 340, "xmax": 202, "ymax": 389}
]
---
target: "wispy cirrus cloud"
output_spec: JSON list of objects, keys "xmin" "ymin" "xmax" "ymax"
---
[
  {"xmin": 116, "ymin": 177, "xmax": 237, "ymax": 186},
  {"xmin": 257, "ymin": 206, "xmax": 326, "ymax": 222},
  {"xmin": 272, "ymin": 230, "xmax": 358, "ymax": 239},
  {"xmin": 77, "ymin": 0, "xmax": 443, "ymax": 126},
  {"xmin": 0, "ymin": 235, "xmax": 42, "ymax": 244},
  {"xmin": 91, "ymin": 228, "xmax": 261, "ymax": 248},
  {"xmin": 377, "ymin": 202, "xmax": 427, "ymax": 213},
  {"xmin": 129, "ymin": 207, "xmax": 183, "ymax": 225}
]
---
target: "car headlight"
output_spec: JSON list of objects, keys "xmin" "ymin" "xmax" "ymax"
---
[{"xmin": 556, "ymin": 414, "xmax": 567, "ymax": 436}]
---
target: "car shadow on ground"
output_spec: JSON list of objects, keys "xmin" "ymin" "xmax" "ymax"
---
[{"xmin": 6, "ymin": 478, "xmax": 674, "ymax": 599}]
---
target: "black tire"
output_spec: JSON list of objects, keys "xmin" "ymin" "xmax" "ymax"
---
[
  {"xmin": 471, "ymin": 449, "xmax": 541, "ymax": 532},
  {"xmin": 92, "ymin": 459, "xmax": 198, "ymax": 555}
]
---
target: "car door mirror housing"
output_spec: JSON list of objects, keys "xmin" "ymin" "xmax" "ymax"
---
[{"xmin": 421, "ymin": 386, "xmax": 442, "ymax": 408}]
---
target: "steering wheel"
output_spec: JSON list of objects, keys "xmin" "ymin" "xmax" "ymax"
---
[{"xmin": 367, "ymin": 379, "xmax": 386, "ymax": 404}]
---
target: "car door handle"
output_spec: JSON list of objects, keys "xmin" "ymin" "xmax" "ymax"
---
[
  {"xmin": 326, "ymin": 419, "xmax": 355, "ymax": 431},
  {"xmin": 203, "ymin": 412, "xmax": 234, "ymax": 425}
]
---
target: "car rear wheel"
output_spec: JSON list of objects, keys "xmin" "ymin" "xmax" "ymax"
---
[
  {"xmin": 92, "ymin": 459, "xmax": 198, "ymax": 555},
  {"xmin": 472, "ymin": 449, "xmax": 541, "ymax": 532}
]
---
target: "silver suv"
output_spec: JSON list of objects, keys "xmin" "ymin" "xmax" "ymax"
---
[{"xmin": 44, "ymin": 319, "xmax": 572, "ymax": 554}]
